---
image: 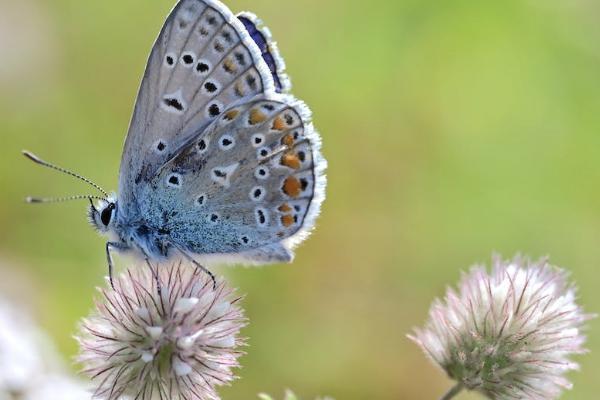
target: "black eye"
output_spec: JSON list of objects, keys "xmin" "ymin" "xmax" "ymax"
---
[{"xmin": 101, "ymin": 204, "xmax": 114, "ymax": 226}]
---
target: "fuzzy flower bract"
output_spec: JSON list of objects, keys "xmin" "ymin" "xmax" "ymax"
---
[
  {"xmin": 409, "ymin": 256, "xmax": 593, "ymax": 400},
  {"xmin": 77, "ymin": 262, "xmax": 246, "ymax": 400}
]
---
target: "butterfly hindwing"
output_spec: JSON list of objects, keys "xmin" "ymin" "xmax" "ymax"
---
[
  {"xmin": 119, "ymin": 0, "xmax": 276, "ymax": 208},
  {"xmin": 138, "ymin": 94, "xmax": 326, "ymax": 262}
]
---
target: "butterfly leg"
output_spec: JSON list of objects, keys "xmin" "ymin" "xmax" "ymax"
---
[
  {"xmin": 190, "ymin": 258, "xmax": 217, "ymax": 291},
  {"xmin": 144, "ymin": 258, "xmax": 164, "ymax": 298},
  {"xmin": 105, "ymin": 241, "xmax": 127, "ymax": 289},
  {"xmin": 172, "ymin": 245, "xmax": 217, "ymax": 290}
]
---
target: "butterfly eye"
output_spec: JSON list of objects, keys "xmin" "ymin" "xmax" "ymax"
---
[{"xmin": 100, "ymin": 204, "xmax": 115, "ymax": 226}]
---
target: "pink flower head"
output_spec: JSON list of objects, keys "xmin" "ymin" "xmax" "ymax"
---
[
  {"xmin": 409, "ymin": 255, "xmax": 594, "ymax": 400},
  {"xmin": 77, "ymin": 263, "xmax": 246, "ymax": 400}
]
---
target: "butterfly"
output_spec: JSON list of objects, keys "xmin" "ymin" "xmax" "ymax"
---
[{"xmin": 24, "ymin": 0, "xmax": 326, "ymax": 286}]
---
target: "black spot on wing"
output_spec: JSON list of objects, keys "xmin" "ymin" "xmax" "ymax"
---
[
  {"xmin": 213, "ymin": 169, "xmax": 227, "ymax": 178},
  {"xmin": 164, "ymin": 97, "xmax": 184, "ymax": 111},
  {"xmin": 208, "ymin": 103, "xmax": 221, "ymax": 117},
  {"xmin": 196, "ymin": 62, "xmax": 210, "ymax": 73},
  {"xmin": 204, "ymin": 81, "xmax": 218, "ymax": 93},
  {"xmin": 182, "ymin": 54, "xmax": 194, "ymax": 64},
  {"xmin": 168, "ymin": 175, "xmax": 180, "ymax": 185},
  {"xmin": 234, "ymin": 51, "xmax": 247, "ymax": 67}
]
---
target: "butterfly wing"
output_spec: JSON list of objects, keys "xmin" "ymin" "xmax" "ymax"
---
[
  {"xmin": 236, "ymin": 12, "xmax": 291, "ymax": 93},
  {"xmin": 119, "ymin": 0, "xmax": 326, "ymax": 263},
  {"xmin": 138, "ymin": 93, "xmax": 326, "ymax": 263},
  {"xmin": 118, "ymin": 0, "xmax": 276, "ymax": 209}
]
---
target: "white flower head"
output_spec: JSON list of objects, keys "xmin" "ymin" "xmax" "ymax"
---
[
  {"xmin": 77, "ymin": 262, "xmax": 246, "ymax": 400},
  {"xmin": 24, "ymin": 374, "xmax": 91, "ymax": 400},
  {"xmin": 409, "ymin": 255, "xmax": 594, "ymax": 400},
  {"xmin": 0, "ymin": 298, "xmax": 90, "ymax": 399},
  {"xmin": 0, "ymin": 301, "xmax": 50, "ymax": 392}
]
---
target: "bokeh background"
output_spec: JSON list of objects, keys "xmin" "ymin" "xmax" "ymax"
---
[{"xmin": 1, "ymin": 0, "xmax": 600, "ymax": 398}]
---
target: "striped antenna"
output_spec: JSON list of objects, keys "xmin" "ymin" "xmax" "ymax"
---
[
  {"xmin": 25, "ymin": 194, "xmax": 105, "ymax": 204},
  {"xmin": 22, "ymin": 150, "xmax": 108, "ymax": 198}
]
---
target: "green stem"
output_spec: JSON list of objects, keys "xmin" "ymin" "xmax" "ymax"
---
[{"xmin": 439, "ymin": 382, "xmax": 463, "ymax": 400}]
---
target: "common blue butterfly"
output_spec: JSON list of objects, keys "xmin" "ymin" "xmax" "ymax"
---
[{"xmin": 24, "ymin": 0, "xmax": 327, "ymax": 285}]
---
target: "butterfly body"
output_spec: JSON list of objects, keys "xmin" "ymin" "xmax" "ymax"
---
[
  {"xmin": 83, "ymin": 0, "xmax": 326, "ymax": 271},
  {"xmin": 89, "ymin": 200, "xmax": 169, "ymax": 261}
]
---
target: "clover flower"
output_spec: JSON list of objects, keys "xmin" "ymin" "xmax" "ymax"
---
[
  {"xmin": 77, "ymin": 262, "xmax": 246, "ymax": 400},
  {"xmin": 409, "ymin": 255, "xmax": 594, "ymax": 400}
]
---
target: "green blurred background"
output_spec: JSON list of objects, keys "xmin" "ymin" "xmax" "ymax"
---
[{"xmin": 1, "ymin": 0, "xmax": 600, "ymax": 398}]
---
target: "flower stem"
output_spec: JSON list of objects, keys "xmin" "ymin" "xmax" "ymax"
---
[{"xmin": 439, "ymin": 383, "xmax": 463, "ymax": 400}]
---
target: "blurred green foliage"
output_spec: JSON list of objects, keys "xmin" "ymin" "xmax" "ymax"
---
[{"xmin": 1, "ymin": 0, "xmax": 600, "ymax": 398}]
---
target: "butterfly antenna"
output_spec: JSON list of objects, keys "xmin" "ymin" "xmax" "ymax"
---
[
  {"xmin": 25, "ymin": 194, "xmax": 105, "ymax": 204},
  {"xmin": 22, "ymin": 150, "xmax": 109, "ymax": 198}
]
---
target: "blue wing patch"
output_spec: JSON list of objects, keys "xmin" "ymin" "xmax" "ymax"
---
[{"xmin": 237, "ymin": 13, "xmax": 291, "ymax": 93}]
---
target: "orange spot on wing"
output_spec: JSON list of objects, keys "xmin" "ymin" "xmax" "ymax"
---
[
  {"xmin": 281, "ymin": 134, "xmax": 294, "ymax": 147},
  {"xmin": 223, "ymin": 58, "xmax": 238, "ymax": 73},
  {"xmin": 249, "ymin": 109, "xmax": 267, "ymax": 125},
  {"xmin": 281, "ymin": 214, "xmax": 294, "ymax": 227},
  {"xmin": 278, "ymin": 203, "xmax": 292, "ymax": 213},
  {"xmin": 234, "ymin": 82, "xmax": 245, "ymax": 97},
  {"xmin": 282, "ymin": 176, "xmax": 301, "ymax": 198},
  {"xmin": 224, "ymin": 109, "xmax": 239, "ymax": 120},
  {"xmin": 272, "ymin": 116, "xmax": 286, "ymax": 131},
  {"xmin": 281, "ymin": 153, "xmax": 301, "ymax": 169}
]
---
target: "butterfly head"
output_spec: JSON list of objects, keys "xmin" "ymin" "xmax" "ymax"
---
[{"xmin": 89, "ymin": 197, "xmax": 118, "ymax": 233}]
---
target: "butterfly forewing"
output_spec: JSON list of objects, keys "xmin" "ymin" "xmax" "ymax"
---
[{"xmin": 119, "ymin": 0, "xmax": 275, "ymax": 207}]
